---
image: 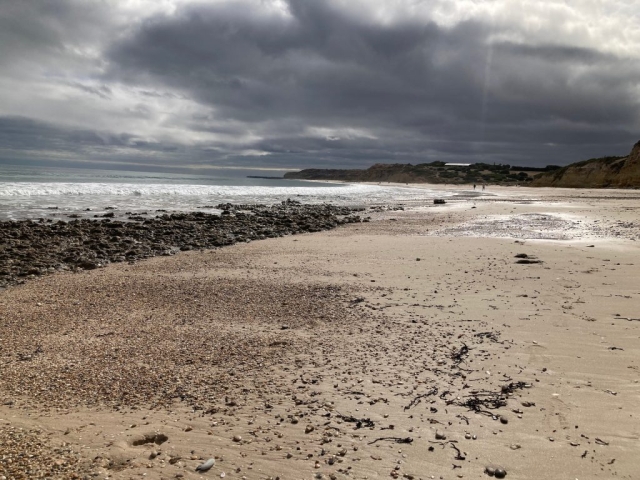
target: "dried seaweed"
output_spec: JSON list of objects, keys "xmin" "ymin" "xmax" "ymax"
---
[
  {"xmin": 335, "ymin": 411, "xmax": 375, "ymax": 429},
  {"xmin": 368, "ymin": 437, "xmax": 413, "ymax": 445},
  {"xmin": 453, "ymin": 390, "xmax": 507, "ymax": 416},
  {"xmin": 404, "ymin": 387, "xmax": 438, "ymax": 411}
]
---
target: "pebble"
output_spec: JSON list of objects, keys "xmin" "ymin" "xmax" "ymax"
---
[
  {"xmin": 435, "ymin": 431, "xmax": 446, "ymax": 440},
  {"xmin": 195, "ymin": 458, "xmax": 215, "ymax": 472}
]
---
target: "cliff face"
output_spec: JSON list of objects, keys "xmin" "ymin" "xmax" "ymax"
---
[
  {"xmin": 284, "ymin": 164, "xmax": 433, "ymax": 183},
  {"xmin": 284, "ymin": 162, "xmax": 526, "ymax": 185},
  {"xmin": 531, "ymin": 141, "xmax": 640, "ymax": 188}
]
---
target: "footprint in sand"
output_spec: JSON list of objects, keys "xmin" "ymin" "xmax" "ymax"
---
[
  {"xmin": 542, "ymin": 395, "xmax": 571, "ymax": 430},
  {"xmin": 525, "ymin": 343, "xmax": 549, "ymax": 366}
]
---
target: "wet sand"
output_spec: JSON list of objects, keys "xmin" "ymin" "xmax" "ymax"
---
[{"xmin": 1, "ymin": 187, "xmax": 639, "ymax": 480}]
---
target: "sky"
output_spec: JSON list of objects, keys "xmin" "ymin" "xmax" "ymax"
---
[{"xmin": 0, "ymin": 0, "xmax": 639, "ymax": 172}]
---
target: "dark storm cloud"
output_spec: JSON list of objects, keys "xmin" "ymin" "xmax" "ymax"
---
[
  {"xmin": 1, "ymin": 0, "xmax": 639, "ymax": 169},
  {"xmin": 102, "ymin": 0, "xmax": 639, "ymax": 166}
]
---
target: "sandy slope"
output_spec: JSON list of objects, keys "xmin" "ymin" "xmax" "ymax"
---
[{"xmin": 1, "ymin": 187, "xmax": 639, "ymax": 480}]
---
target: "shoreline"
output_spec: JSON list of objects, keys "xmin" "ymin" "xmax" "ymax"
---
[{"xmin": 1, "ymin": 189, "xmax": 639, "ymax": 479}]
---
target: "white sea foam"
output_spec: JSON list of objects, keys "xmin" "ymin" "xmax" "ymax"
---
[
  {"xmin": 0, "ymin": 182, "xmax": 376, "ymax": 197},
  {"xmin": 0, "ymin": 181, "xmax": 453, "ymax": 221}
]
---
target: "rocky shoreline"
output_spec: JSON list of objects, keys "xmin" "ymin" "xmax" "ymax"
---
[{"xmin": 0, "ymin": 201, "xmax": 365, "ymax": 289}]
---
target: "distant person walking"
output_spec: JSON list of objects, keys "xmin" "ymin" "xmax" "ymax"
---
[{"xmin": 473, "ymin": 184, "xmax": 476, "ymax": 190}]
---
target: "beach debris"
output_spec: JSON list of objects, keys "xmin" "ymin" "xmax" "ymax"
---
[
  {"xmin": 475, "ymin": 331, "xmax": 501, "ymax": 342},
  {"xmin": 195, "ymin": 458, "xmax": 215, "ymax": 472},
  {"xmin": 404, "ymin": 387, "xmax": 438, "ymax": 411},
  {"xmin": 515, "ymin": 257, "xmax": 543, "ymax": 264},
  {"xmin": 367, "ymin": 437, "xmax": 413, "ymax": 445},
  {"xmin": 335, "ymin": 412, "xmax": 375, "ymax": 429},
  {"xmin": 449, "ymin": 442, "xmax": 465, "ymax": 460},
  {"xmin": 501, "ymin": 381, "xmax": 529, "ymax": 394},
  {"xmin": 433, "ymin": 199, "xmax": 446, "ymax": 204},
  {"xmin": 452, "ymin": 390, "xmax": 507, "ymax": 416}
]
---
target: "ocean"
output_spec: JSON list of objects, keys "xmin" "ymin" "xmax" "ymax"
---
[{"xmin": 0, "ymin": 164, "xmax": 455, "ymax": 221}]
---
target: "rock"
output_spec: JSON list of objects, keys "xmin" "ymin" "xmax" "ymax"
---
[
  {"xmin": 500, "ymin": 416, "xmax": 508, "ymax": 425},
  {"xmin": 232, "ymin": 435, "xmax": 242, "ymax": 442},
  {"xmin": 195, "ymin": 458, "xmax": 215, "ymax": 472},
  {"xmin": 130, "ymin": 432, "xmax": 168, "ymax": 446},
  {"xmin": 494, "ymin": 467, "xmax": 507, "ymax": 478},
  {"xmin": 305, "ymin": 425, "xmax": 315, "ymax": 434},
  {"xmin": 0, "ymin": 204, "xmax": 361, "ymax": 288},
  {"xmin": 435, "ymin": 431, "xmax": 446, "ymax": 440}
]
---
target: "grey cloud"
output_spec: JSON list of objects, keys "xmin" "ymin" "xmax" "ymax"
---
[
  {"xmin": 0, "ymin": 116, "xmax": 174, "ymax": 157},
  {"xmin": 102, "ymin": 0, "xmax": 639, "ymax": 166},
  {"xmin": 69, "ymin": 82, "xmax": 112, "ymax": 99},
  {"xmin": 1, "ymin": 0, "xmax": 638, "ymax": 170}
]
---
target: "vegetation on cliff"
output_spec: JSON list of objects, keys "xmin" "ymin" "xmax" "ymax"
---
[
  {"xmin": 284, "ymin": 141, "xmax": 640, "ymax": 188},
  {"xmin": 531, "ymin": 141, "xmax": 640, "ymax": 188},
  {"xmin": 284, "ymin": 161, "xmax": 544, "ymax": 185}
]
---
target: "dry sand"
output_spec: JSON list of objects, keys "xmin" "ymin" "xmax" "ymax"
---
[{"xmin": 1, "ymin": 186, "xmax": 639, "ymax": 480}]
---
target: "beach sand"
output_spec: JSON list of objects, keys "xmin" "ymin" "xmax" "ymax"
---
[{"xmin": 1, "ymin": 186, "xmax": 639, "ymax": 479}]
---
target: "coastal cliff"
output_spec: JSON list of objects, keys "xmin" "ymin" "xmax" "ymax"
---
[
  {"xmin": 284, "ymin": 141, "xmax": 640, "ymax": 188},
  {"xmin": 531, "ymin": 141, "xmax": 640, "ymax": 188},
  {"xmin": 284, "ymin": 162, "xmax": 532, "ymax": 185}
]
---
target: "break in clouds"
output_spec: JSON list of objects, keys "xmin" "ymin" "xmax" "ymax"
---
[{"xmin": 0, "ymin": 0, "xmax": 639, "ymax": 171}]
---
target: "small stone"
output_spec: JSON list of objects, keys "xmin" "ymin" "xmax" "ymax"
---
[
  {"xmin": 305, "ymin": 425, "xmax": 315, "ymax": 434},
  {"xmin": 494, "ymin": 467, "xmax": 507, "ymax": 478},
  {"xmin": 435, "ymin": 431, "xmax": 446, "ymax": 440},
  {"xmin": 233, "ymin": 435, "xmax": 242, "ymax": 442},
  {"xmin": 500, "ymin": 416, "xmax": 508, "ymax": 425},
  {"xmin": 195, "ymin": 459, "xmax": 215, "ymax": 472},
  {"xmin": 465, "ymin": 433, "xmax": 472, "ymax": 440}
]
